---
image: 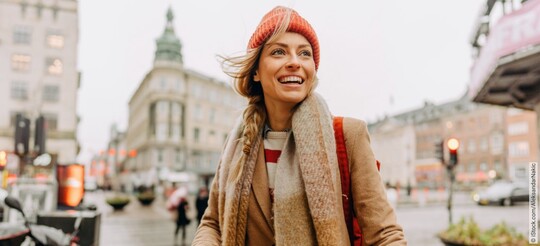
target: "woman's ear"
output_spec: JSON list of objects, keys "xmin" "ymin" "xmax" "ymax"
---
[{"xmin": 253, "ymin": 70, "xmax": 260, "ymax": 82}]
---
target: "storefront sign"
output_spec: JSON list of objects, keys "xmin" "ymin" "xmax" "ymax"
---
[{"xmin": 469, "ymin": 0, "xmax": 540, "ymax": 98}]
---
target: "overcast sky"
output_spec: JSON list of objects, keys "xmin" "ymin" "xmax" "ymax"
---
[{"xmin": 77, "ymin": 0, "xmax": 485, "ymax": 163}]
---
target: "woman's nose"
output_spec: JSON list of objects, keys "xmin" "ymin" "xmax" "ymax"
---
[{"xmin": 286, "ymin": 55, "xmax": 301, "ymax": 69}]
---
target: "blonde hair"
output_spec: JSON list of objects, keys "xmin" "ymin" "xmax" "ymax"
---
[{"xmin": 220, "ymin": 8, "xmax": 317, "ymax": 183}]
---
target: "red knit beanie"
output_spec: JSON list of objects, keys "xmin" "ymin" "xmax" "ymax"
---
[{"xmin": 248, "ymin": 6, "xmax": 320, "ymax": 70}]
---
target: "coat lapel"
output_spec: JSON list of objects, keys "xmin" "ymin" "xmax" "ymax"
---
[{"xmin": 251, "ymin": 143, "xmax": 273, "ymax": 229}]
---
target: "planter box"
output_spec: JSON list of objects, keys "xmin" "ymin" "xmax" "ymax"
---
[
  {"xmin": 137, "ymin": 196, "xmax": 155, "ymax": 206},
  {"xmin": 106, "ymin": 197, "xmax": 130, "ymax": 211},
  {"xmin": 439, "ymin": 237, "xmax": 478, "ymax": 246}
]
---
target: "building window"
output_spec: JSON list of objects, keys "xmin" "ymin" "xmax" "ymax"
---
[
  {"xmin": 149, "ymin": 103, "xmax": 156, "ymax": 136},
  {"xmin": 507, "ymin": 108, "xmax": 524, "ymax": 116},
  {"xmin": 209, "ymin": 108, "xmax": 215, "ymax": 124},
  {"xmin": 157, "ymin": 123, "xmax": 167, "ymax": 141},
  {"xmin": 209, "ymin": 130, "xmax": 216, "ymax": 145},
  {"xmin": 209, "ymin": 89, "xmax": 218, "ymax": 103},
  {"xmin": 479, "ymin": 137, "xmax": 488, "ymax": 152},
  {"xmin": 210, "ymin": 152, "xmax": 220, "ymax": 169},
  {"xmin": 46, "ymin": 58, "xmax": 63, "ymax": 75},
  {"xmin": 11, "ymin": 81, "xmax": 28, "ymax": 100},
  {"xmin": 509, "ymin": 141, "xmax": 530, "ymax": 157},
  {"xmin": 494, "ymin": 160, "xmax": 505, "ymax": 177},
  {"xmin": 175, "ymin": 149, "xmax": 185, "ymax": 170},
  {"xmin": 489, "ymin": 111, "xmax": 503, "ymax": 125},
  {"xmin": 171, "ymin": 102, "xmax": 183, "ymax": 141},
  {"xmin": 479, "ymin": 162, "xmax": 488, "ymax": 171},
  {"xmin": 515, "ymin": 167, "xmax": 527, "ymax": 179},
  {"xmin": 12, "ymin": 54, "xmax": 31, "ymax": 71},
  {"xmin": 43, "ymin": 85, "xmax": 59, "ymax": 102},
  {"xmin": 172, "ymin": 124, "xmax": 180, "ymax": 141},
  {"xmin": 494, "ymin": 160, "xmax": 502, "ymax": 172},
  {"xmin": 468, "ymin": 163, "xmax": 476, "ymax": 173},
  {"xmin": 508, "ymin": 122, "xmax": 528, "ymax": 136},
  {"xmin": 191, "ymin": 84, "xmax": 202, "ymax": 99},
  {"xmin": 46, "ymin": 30, "xmax": 64, "ymax": 48},
  {"xmin": 194, "ymin": 128, "xmax": 200, "ymax": 143},
  {"xmin": 160, "ymin": 77, "xmax": 167, "ymax": 90},
  {"xmin": 43, "ymin": 114, "xmax": 58, "ymax": 131},
  {"xmin": 194, "ymin": 104, "xmax": 204, "ymax": 121},
  {"xmin": 157, "ymin": 149, "xmax": 163, "ymax": 164},
  {"xmin": 176, "ymin": 79, "xmax": 185, "ymax": 93},
  {"xmin": 191, "ymin": 151, "xmax": 201, "ymax": 168},
  {"xmin": 467, "ymin": 139, "xmax": 476, "ymax": 153},
  {"xmin": 490, "ymin": 132, "xmax": 504, "ymax": 155},
  {"xmin": 13, "ymin": 26, "xmax": 31, "ymax": 44}
]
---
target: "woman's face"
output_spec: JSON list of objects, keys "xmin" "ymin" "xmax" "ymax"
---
[{"xmin": 254, "ymin": 32, "xmax": 316, "ymax": 111}]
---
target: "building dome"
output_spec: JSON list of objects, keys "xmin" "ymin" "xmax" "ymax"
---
[{"xmin": 154, "ymin": 7, "xmax": 183, "ymax": 64}]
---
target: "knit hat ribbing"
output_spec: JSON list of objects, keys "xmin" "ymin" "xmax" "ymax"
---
[{"xmin": 248, "ymin": 6, "xmax": 320, "ymax": 70}]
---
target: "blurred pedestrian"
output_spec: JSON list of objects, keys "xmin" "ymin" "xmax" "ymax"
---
[
  {"xmin": 193, "ymin": 6, "xmax": 406, "ymax": 245},
  {"xmin": 195, "ymin": 187, "xmax": 209, "ymax": 225},
  {"xmin": 174, "ymin": 197, "xmax": 190, "ymax": 245},
  {"xmin": 166, "ymin": 185, "xmax": 188, "ymax": 211}
]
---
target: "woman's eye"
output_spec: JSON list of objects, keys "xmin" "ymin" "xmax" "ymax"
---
[
  {"xmin": 299, "ymin": 50, "xmax": 312, "ymax": 57},
  {"xmin": 271, "ymin": 49, "xmax": 286, "ymax": 55}
]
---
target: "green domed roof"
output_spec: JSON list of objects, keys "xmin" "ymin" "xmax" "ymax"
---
[{"xmin": 154, "ymin": 7, "xmax": 183, "ymax": 63}]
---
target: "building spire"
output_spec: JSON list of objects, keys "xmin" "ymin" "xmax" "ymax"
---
[{"xmin": 154, "ymin": 6, "xmax": 183, "ymax": 64}]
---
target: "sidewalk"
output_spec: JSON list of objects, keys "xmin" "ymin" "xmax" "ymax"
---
[
  {"xmin": 396, "ymin": 189, "xmax": 474, "ymax": 208},
  {"xmin": 85, "ymin": 190, "xmax": 200, "ymax": 245}
]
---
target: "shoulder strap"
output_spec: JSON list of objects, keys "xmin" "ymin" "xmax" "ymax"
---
[
  {"xmin": 333, "ymin": 116, "xmax": 355, "ymax": 243},
  {"xmin": 334, "ymin": 117, "xmax": 382, "ymax": 246}
]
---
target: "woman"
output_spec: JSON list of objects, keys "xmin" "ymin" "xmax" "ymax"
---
[{"xmin": 193, "ymin": 6, "xmax": 406, "ymax": 245}]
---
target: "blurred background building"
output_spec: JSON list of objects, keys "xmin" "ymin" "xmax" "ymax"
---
[
  {"xmin": 368, "ymin": 0, "xmax": 540, "ymax": 191},
  {"xmin": 89, "ymin": 8, "xmax": 244, "ymax": 192},
  {"xmin": 0, "ymin": 0, "xmax": 80, "ymax": 164},
  {"xmin": 468, "ymin": 0, "xmax": 540, "ymax": 181},
  {"xmin": 369, "ymin": 95, "xmax": 537, "ymax": 189}
]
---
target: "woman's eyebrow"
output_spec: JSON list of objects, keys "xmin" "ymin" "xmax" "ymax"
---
[{"xmin": 266, "ymin": 42, "xmax": 312, "ymax": 49}]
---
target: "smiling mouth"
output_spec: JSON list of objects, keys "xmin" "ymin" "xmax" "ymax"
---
[{"xmin": 279, "ymin": 76, "xmax": 304, "ymax": 84}]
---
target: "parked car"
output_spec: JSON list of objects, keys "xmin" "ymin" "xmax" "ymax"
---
[{"xmin": 472, "ymin": 181, "xmax": 529, "ymax": 206}]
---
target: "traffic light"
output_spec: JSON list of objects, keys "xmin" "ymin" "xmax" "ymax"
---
[
  {"xmin": 434, "ymin": 140, "xmax": 444, "ymax": 164},
  {"xmin": 34, "ymin": 115, "xmax": 47, "ymax": 155},
  {"xmin": 14, "ymin": 114, "xmax": 30, "ymax": 157},
  {"xmin": 447, "ymin": 138, "xmax": 459, "ymax": 167},
  {"xmin": 0, "ymin": 151, "xmax": 6, "ymax": 171}
]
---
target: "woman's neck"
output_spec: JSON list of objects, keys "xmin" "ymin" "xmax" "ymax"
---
[{"xmin": 265, "ymin": 103, "xmax": 294, "ymax": 131}]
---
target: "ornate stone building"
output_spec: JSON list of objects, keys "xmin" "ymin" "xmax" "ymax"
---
[{"xmin": 124, "ymin": 8, "xmax": 243, "ymax": 188}]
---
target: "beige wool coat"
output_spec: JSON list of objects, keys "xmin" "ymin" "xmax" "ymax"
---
[{"xmin": 193, "ymin": 117, "xmax": 407, "ymax": 245}]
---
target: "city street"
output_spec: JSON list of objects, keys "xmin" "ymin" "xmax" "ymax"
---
[
  {"xmin": 397, "ymin": 202, "xmax": 528, "ymax": 245},
  {"xmin": 84, "ymin": 190, "xmax": 529, "ymax": 245},
  {"xmin": 84, "ymin": 191, "xmax": 198, "ymax": 246}
]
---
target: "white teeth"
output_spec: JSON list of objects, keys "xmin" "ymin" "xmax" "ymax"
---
[{"xmin": 279, "ymin": 76, "xmax": 303, "ymax": 83}]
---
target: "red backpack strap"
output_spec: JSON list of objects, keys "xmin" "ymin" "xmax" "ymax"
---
[
  {"xmin": 334, "ymin": 117, "xmax": 380, "ymax": 246},
  {"xmin": 333, "ymin": 116, "xmax": 355, "ymax": 244}
]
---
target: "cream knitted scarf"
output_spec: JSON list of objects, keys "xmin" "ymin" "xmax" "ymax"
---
[{"xmin": 221, "ymin": 93, "xmax": 346, "ymax": 245}]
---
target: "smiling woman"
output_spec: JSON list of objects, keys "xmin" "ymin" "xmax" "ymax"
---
[{"xmin": 192, "ymin": 6, "xmax": 406, "ymax": 246}]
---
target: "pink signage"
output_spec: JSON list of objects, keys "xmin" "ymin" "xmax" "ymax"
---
[{"xmin": 469, "ymin": 0, "xmax": 540, "ymax": 98}]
